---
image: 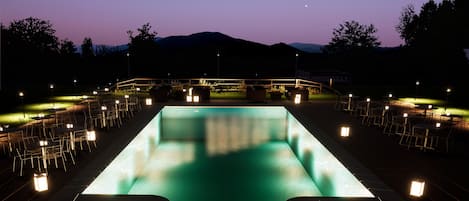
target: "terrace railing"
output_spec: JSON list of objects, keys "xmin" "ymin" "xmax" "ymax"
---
[{"xmin": 114, "ymin": 77, "xmax": 325, "ymax": 94}]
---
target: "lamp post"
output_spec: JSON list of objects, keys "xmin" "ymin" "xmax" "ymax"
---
[
  {"xmin": 66, "ymin": 123, "xmax": 75, "ymax": 150},
  {"xmin": 415, "ymin": 81, "xmax": 420, "ymax": 101},
  {"xmin": 126, "ymin": 53, "xmax": 131, "ymax": 78},
  {"xmin": 295, "ymin": 53, "xmax": 299, "ymax": 78},
  {"xmin": 101, "ymin": 105, "xmax": 107, "ymax": 128},
  {"xmin": 365, "ymin": 98, "xmax": 371, "ymax": 116},
  {"xmin": 216, "ymin": 51, "xmax": 220, "ymax": 78},
  {"xmin": 19, "ymin": 91, "xmax": 25, "ymax": 118},
  {"xmin": 49, "ymin": 84, "xmax": 55, "ymax": 108},
  {"xmin": 124, "ymin": 95, "xmax": 129, "ymax": 112},
  {"xmin": 445, "ymin": 88, "xmax": 451, "ymax": 111},
  {"xmin": 115, "ymin": 100, "xmax": 120, "ymax": 118},
  {"xmin": 347, "ymin": 93, "xmax": 352, "ymax": 111},
  {"xmin": 388, "ymin": 93, "xmax": 393, "ymax": 104}
]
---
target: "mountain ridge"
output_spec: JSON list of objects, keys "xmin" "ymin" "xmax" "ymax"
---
[{"xmin": 82, "ymin": 32, "xmax": 311, "ymax": 55}]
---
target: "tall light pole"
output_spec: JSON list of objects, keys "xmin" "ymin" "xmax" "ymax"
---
[
  {"xmin": 445, "ymin": 88, "xmax": 451, "ymax": 111},
  {"xmin": 216, "ymin": 50, "xmax": 220, "ymax": 78},
  {"xmin": 126, "ymin": 53, "xmax": 131, "ymax": 78},
  {"xmin": 19, "ymin": 91, "xmax": 25, "ymax": 118},
  {"xmin": 73, "ymin": 79, "xmax": 78, "ymax": 91},
  {"xmin": 295, "ymin": 53, "xmax": 299, "ymax": 78},
  {"xmin": 415, "ymin": 81, "xmax": 420, "ymax": 101},
  {"xmin": 49, "ymin": 84, "xmax": 55, "ymax": 108}
]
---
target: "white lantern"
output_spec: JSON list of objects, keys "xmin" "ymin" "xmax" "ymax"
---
[
  {"xmin": 39, "ymin": 140, "xmax": 48, "ymax": 146},
  {"xmin": 34, "ymin": 173, "xmax": 48, "ymax": 192},
  {"xmin": 193, "ymin": 96, "xmax": 200, "ymax": 103},
  {"xmin": 340, "ymin": 126, "xmax": 350, "ymax": 137},
  {"xmin": 66, "ymin": 123, "xmax": 73, "ymax": 129},
  {"xmin": 145, "ymin": 98, "xmax": 152, "ymax": 105},
  {"xmin": 410, "ymin": 180, "xmax": 425, "ymax": 197},
  {"xmin": 186, "ymin": 95, "xmax": 193, "ymax": 102},
  {"xmin": 86, "ymin": 131, "xmax": 96, "ymax": 141},
  {"xmin": 294, "ymin": 94, "xmax": 301, "ymax": 104}
]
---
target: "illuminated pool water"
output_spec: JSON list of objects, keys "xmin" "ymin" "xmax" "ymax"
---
[{"xmin": 83, "ymin": 106, "xmax": 374, "ymax": 201}]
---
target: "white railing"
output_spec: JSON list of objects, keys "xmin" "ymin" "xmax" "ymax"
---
[{"xmin": 115, "ymin": 77, "xmax": 324, "ymax": 93}]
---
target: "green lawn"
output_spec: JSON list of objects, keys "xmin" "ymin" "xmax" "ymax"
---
[
  {"xmin": 0, "ymin": 95, "xmax": 83, "ymax": 126},
  {"xmin": 398, "ymin": 97, "xmax": 469, "ymax": 121}
]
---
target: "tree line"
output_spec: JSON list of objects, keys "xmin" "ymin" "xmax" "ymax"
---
[{"xmin": 1, "ymin": 0, "xmax": 468, "ymax": 105}]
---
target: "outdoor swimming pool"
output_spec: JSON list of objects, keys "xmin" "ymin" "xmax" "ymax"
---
[{"xmin": 82, "ymin": 106, "xmax": 374, "ymax": 201}]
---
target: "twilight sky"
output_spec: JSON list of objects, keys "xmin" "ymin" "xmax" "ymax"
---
[{"xmin": 1, "ymin": 0, "xmax": 437, "ymax": 47}]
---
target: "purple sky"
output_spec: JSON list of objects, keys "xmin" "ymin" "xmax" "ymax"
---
[{"xmin": 1, "ymin": 0, "xmax": 437, "ymax": 47}]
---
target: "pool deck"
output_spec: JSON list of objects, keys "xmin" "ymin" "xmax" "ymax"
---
[{"xmin": 1, "ymin": 99, "xmax": 468, "ymax": 201}]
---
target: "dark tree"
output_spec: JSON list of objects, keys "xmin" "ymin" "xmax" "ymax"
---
[
  {"xmin": 454, "ymin": 0, "xmax": 469, "ymax": 47},
  {"xmin": 397, "ymin": 0, "xmax": 458, "ymax": 47},
  {"xmin": 324, "ymin": 20, "xmax": 380, "ymax": 54},
  {"xmin": 59, "ymin": 39, "xmax": 77, "ymax": 56},
  {"xmin": 7, "ymin": 17, "xmax": 59, "ymax": 54},
  {"xmin": 127, "ymin": 23, "xmax": 159, "ymax": 76},
  {"xmin": 81, "ymin": 37, "xmax": 94, "ymax": 57},
  {"xmin": 127, "ymin": 23, "xmax": 158, "ymax": 44},
  {"xmin": 396, "ymin": 5, "xmax": 418, "ymax": 46}
]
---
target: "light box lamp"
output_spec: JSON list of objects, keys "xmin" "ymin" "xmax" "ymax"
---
[
  {"xmin": 86, "ymin": 130, "xmax": 96, "ymax": 141},
  {"xmin": 145, "ymin": 98, "xmax": 152, "ymax": 105},
  {"xmin": 294, "ymin": 94, "xmax": 301, "ymax": 104},
  {"xmin": 340, "ymin": 126, "xmax": 350, "ymax": 137},
  {"xmin": 34, "ymin": 173, "xmax": 48, "ymax": 192},
  {"xmin": 410, "ymin": 180, "xmax": 425, "ymax": 197}
]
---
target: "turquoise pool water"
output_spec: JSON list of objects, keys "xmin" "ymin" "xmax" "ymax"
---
[{"xmin": 83, "ymin": 106, "xmax": 374, "ymax": 201}]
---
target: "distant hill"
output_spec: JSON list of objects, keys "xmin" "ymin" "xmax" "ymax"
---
[
  {"xmin": 116, "ymin": 32, "xmax": 307, "ymax": 78},
  {"xmin": 156, "ymin": 32, "xmax": 301, "ymax": 55},
  {"xmin": 288, "ymin": 43, "xmax": 323, "ymax": 53},
  {"xmin": 88, "ymin": 32, "xmax": 302, "ymax": 55}
]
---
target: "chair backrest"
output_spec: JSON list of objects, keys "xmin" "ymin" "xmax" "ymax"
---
[
  {"xmin": 412, "ymin": 126, "xmax": 427, "ymax": 136},
  {"xmin": 15, "ymin": 148, "xmax": 25, "ymax": 160}
]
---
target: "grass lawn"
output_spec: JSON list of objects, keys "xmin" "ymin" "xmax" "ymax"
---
[{"xmin": 0, "ymin": 95, "xmax": 83, "ymax": 126}]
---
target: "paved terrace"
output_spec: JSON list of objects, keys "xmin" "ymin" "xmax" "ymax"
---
[{"xmin": 0, "ymin": 99, "xmax": 468, "ymax": 201}]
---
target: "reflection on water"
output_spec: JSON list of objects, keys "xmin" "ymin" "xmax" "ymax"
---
[
  {"xmin": 287, "ymin": 113, "xmax": 373, "ymax": 197},
  {"xmin": 128, "ymin": 141, "xmax": 321, "ymax": 201},
  {"xmin": 205, "ymin": 116, "xmax": 285, "ymax": 156}
]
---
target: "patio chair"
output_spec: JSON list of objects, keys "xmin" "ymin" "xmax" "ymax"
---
[
  {"xmin": 73, "ymin": 129, "xmax": 96, "ymax": 152},
  {"xmin": 13, "ymin": 148, "xmax": 42, "ymax": 176},
  {"xmin": 43, "ymin": 140, "xmax": 68, "ymax": 172}
]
